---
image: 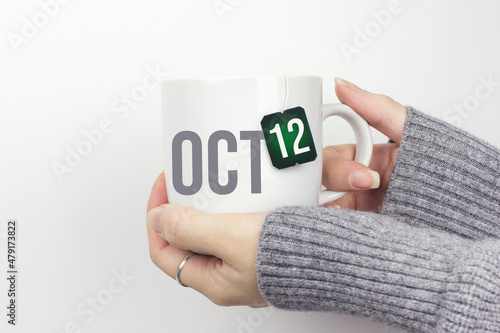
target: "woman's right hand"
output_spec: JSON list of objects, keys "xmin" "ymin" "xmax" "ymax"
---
[{"xmin": 322, "ymin": 78, "xmax": 408, "ymax": 212}]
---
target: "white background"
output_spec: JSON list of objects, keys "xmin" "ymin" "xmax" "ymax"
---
[{"xmin": 1, "ymin": 1, "xmax": 500, "ymax": 332}]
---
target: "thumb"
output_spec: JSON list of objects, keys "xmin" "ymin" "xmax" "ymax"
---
[
  {"xmin": 323, "ymin": 145, "xmax": 380, "ymax": 191},
  {"xmin": 147, "ymin": 204, "xmax": 265, "ymax": 264},
  {"xmin": 335, "ymin": 78, "xmax": 407, "ymax": 144}
]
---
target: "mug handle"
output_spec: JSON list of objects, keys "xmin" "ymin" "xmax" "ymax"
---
[{"xmin": 319, "ymin": 103, "xmax": 373, "ymax": 205}]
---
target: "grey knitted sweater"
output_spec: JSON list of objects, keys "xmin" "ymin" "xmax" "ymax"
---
[{"xmin": 256, "ymin": 107, "xmax": 500, "ymax": 332}]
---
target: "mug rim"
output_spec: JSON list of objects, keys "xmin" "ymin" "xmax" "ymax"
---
[{"xmin": 162, "ymin": 75, "xmax": 322, "ymax": 84}]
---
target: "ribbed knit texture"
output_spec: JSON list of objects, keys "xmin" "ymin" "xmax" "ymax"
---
[
  {"xmin": 382, "ymin": 106, "xmax": 500, "ymax": 239},
  {"xmin": 256, "ymin": 107, "xmax": 500, "ymax": 332}
]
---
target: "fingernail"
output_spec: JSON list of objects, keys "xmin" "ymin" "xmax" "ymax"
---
[
  {"xmin": 330, "ymin": 205, "xmax": 341, "ymax": 209},
  {"xmin": 349, "ymin": 170, "xmax": 380, "ymax": 190},
  {"xmin": 147, "ymin": 206, "xmax": 165, "ymax": 233},
  {"xmin": 335, "ymin": 77, "xmax": 347, "ymax": 86},
  {"xmin": 335, "ymin": 77, "xmax": 363, "ymax": 92}
]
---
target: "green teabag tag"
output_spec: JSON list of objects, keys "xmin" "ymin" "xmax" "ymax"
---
[{"xmin": 260, "ymin": 106, "xmax": 317, "ymax": 169}]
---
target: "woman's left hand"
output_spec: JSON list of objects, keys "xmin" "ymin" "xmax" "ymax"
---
[{"xmin": 146, "ymin": 172, "xmax": 268, "ymax": 307}]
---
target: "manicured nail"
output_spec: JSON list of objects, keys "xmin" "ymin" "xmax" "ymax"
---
[
  {"xmin": 147, "ymin": 206, "xmax": 165, "ymax": 233},
  {"xmin": 335, "ymin": 77, "xmax": 347, "ymax": 86},
  {"xmin": 349, "ymin": 170, "xmax": 380, "ymax": 190},
  {"xmin": 335, "ymin": 77, "xmax": 363, "ymax": 92}
]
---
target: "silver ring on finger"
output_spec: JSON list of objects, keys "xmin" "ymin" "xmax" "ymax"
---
[{"xmin": 176, "ymin": 252, "xmax": 197, "ymax": 287}]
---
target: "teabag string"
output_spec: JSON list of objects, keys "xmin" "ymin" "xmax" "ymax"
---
[{"xmin": 282, "ymin": 76, "xmax": 289, "ymax": 112}]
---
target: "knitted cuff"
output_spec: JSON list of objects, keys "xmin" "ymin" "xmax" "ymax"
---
[
  {"xmin": 435, "ymin": 239, "xmax": 500, "ymax": 332},
  {"xmin": 381, "ymin": 106, "xmax": 500, "ymax": 239},
  {"xmin": 256, "ymin": 206, "xmax": 469, "ymax": 332}
]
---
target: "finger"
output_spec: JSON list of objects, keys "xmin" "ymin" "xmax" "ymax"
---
[
  {"xmin": 148, "ymin": 204, "xmax": 266, "ymax": 264},
  {"xmin": 323, "ymin": 145, "xmax": 380, "ymax": 191},
  {"xmin": 170, "ymin": 253, "xmax": 222, "ymax": 296},
  {"xmin": 146, "ymin": 172, "xmax": 170, "ymax": 256},
  {"xmin": 145, "ymin": 175, "xmax": 215, "ymax": 294},
  {"xmin": 147, "ymin": 172, "xmax": 168, "ymax": 212},
  {"xmin": 335, "ymin": 78, "xmax": 407, "ymax": 143},
  {"xmin": 157, "ymin": 248, "xmax": 247, "ymax": 306},
  {"xmin": 146, "ymin": 241, "xmax": 214, "ymax": 290},
  {"xmin": 149, "ymin": 243, "xmax": 212, "ymax": 287}
]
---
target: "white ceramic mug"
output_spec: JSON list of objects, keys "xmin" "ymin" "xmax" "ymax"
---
[{"xmin": 162, "ymin": 76, "xmax": 372, "ymax": 213}]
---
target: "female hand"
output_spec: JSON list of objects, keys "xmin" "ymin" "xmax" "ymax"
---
[
  {"xmin": 146, "ymin": 78, "xmax": 408, "ymax": 307},
  {"xmin": 324, "ymin": 78, "xmax": 407, "ymax": 212},
  {"xmin": 146, "ymin": 173, "xmax": 268, "ymax": 307}
]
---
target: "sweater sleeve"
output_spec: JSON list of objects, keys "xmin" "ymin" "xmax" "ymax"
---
[
  {"xmin": 381, "ymin": 106, "xmax": 500, "ymax": 239},
  {"xmin": 256, "ymin": 107, "xmax": 500, "ymax": 332}
]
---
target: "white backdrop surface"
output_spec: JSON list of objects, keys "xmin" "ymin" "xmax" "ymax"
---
[{"xmin": 1, "ymin": 1, "xmax": 500, "ymax": 332}]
